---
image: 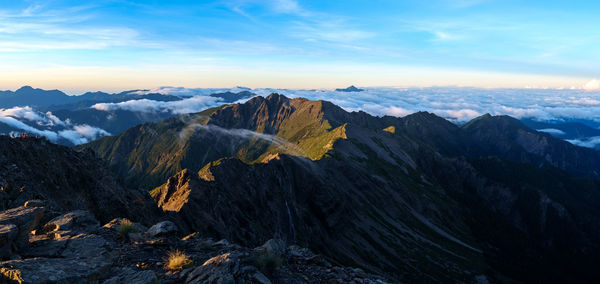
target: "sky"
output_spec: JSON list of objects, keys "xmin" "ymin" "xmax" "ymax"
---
[{"xmin": 0, "ymin": 0, "xmax": 599, "ymax": 93}]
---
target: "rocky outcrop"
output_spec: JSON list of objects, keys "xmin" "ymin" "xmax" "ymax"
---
[
  {"xmin": 0, "ymin": 201, "xmax": 45, "ymax": 258},
  {"xmin": 0, "ymin": 201, "xmax": 389, "ymax": 283}
]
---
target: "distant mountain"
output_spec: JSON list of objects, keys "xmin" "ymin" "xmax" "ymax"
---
[
  {"xmin": 335, "ymin": 85, "xmax": 364, "ymax": 92},
  {"xmin": 0, "ymin": 86, "xmax": 235, "ymax": 145},
  {"xmin": 0, "ymin": 86, "xmax": 71, "ymax": 108},
  {"xmin": 82, "ymin": 94, "xmax": 600, "ymax": 282},
  {"xmin": 0, "ymin": 86, "xmax": 184, "ymax": 109},
  {"xmin": 209, "ymin": 90, "xmax": 257, "ymax": 103}
]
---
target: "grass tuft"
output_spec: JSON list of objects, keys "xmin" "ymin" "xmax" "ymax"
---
[
  {"xmin": 164, "ymin": 249, "xmax": 193, "ymax": 271},
  {"xmin": 118, "ymin": 219, "xmax": 138, "ymax": 236}
]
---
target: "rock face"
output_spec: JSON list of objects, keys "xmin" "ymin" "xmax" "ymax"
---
[{"xmin": 88, "ymin": 94, "xmax": 600, "ymax": 282}]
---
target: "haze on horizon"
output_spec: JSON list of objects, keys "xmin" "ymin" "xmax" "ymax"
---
[{"xmin": 0, "ymin": 0, "xmax": 599, "ymax": 94}]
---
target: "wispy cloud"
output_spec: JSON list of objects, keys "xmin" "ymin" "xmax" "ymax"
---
[
  {"xmin": 92, "ymin": 96, "xmax": 223, "ymax": 114},
  {"xmin": 0, "ymin": 4, "xmax": 151, "ymax": 53}
]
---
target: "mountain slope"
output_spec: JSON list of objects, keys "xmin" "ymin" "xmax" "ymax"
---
[
  {"xmin": 82, "ymin": 94, "xmax": 600, "ymax": 282},
  {"xmin": 0, "ymin": 135, "xmax": 159, "ymax": 224}
]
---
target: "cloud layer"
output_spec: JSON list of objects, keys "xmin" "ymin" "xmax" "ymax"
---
[
  {"xmin": 91, "ymin": 96, "xmax": 222, "ymax": 114},
  {"xmin": 0, "ymin": 106, "xmax": 110, "ymax": 144},
  {"xmin": 92, "ymin": 86, "xmax": 600, "ymax": 124}
]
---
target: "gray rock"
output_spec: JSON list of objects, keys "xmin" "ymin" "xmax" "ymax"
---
[
  {"xmin": 0, "ymin": 224, "xmax": 17, "ymax": 258},
  {"xmin": 42, "ymin": 210, "xmax": 100, "ymax": 235},
  {"xmin": 102, "ymin": 267, "xmax": 157, "ymax": 284},
  {"xmin": 21, "ymin": 238, "xmax": 68, "ymax": 258},
  {"xmin": 146, "ymin": 221, "xmax": 178, "ymax": 238},
  {"xmin": 187, "ymin": 252, "xmax": 241, "ymax": 284},
  {"xmin": 0, "ymin": 256, "xmax": 112, "ymax": 283},
  {"xmin": 0, "ymin": 204, "xmax": 45, "ymax": 252},
  {"xmin": 252, "ymin": 271, "xmax": 272, "ymax": 284},
  {"xmin": 259, "ymin": 239, "xmax": 286, "ymax": 257},
  {"xmin": 24, "ymin": 200, "xmax": 44, "ymax": 208},
  {"xmin": 61, "ymin": 234, "xmax": 110, "ymax": 259}
]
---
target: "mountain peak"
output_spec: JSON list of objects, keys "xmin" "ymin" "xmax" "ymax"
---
[
  {"xmin": 336, "ymin": 85, "xmax": 364, "ymax": 92},
  {"xmin": 16, "ymin": 86, "xmax": 34, "ymax": 92}
]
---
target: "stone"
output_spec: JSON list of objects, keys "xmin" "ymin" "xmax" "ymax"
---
[
  {"xmin": 23, "ymin": 200, "xmax": 44, "ymax": 208},
  {"xmin": 0, "ymin": 224, "xmax": 17, "ymax": 258},
  {"xmin": 0, "ymin": 256, "xmax": 112, "ymax": 283},
  {"xmin": 146, "ymin": 221, "xmax": 178, "ymax": 238},
  {"xmin": 102, "ymin": 267, "xmax": 157, "ymax": 284},
  {"xmin": 259, "ymin": 239, "xmax": 286, "ymax": 257},
  {"xmin": 0, "ymin": 205, "xmax": 45, "ymax": 252},
  {"xmin": 186, "ymin": 252, "xmax": 241, "ymax": 284},
  {"xmin": 252, "ymin": 271, "xmax": 272, "ymax": 284},
  {"xmin": 60, "ymin": 234, "xmax": 110, "ymax": 259},
  {"xmin": 21, "ymin": 238, "xmax": 68, "ymax": 258},
  {"xmin": 42, "ymin": 210, "xmax": 100, "ymax": 235}
]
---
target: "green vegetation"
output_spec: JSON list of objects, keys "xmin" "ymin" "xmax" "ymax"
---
[{"xmin": 118, "ymin": 219, "xmax": 138, "ymax": 235}]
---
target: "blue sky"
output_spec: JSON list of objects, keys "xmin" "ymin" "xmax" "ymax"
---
[{"xmin": 0, "ymin": 0, "xmax": 599, "ymax": 93}]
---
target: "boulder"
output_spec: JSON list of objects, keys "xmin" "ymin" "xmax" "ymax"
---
[
  {"xmin": 146, "ymin": 221, "xmax": 178, "ymax": 238},
  {"xmin": 42, "ymin": 210, "xmax": 99, "ymax": 235},
  {"xmin": 258, "ymin": 239, "xmax": 286, "ymax": 257},
  {"xmin": 186, "ymin": 252, "xmax": 241, "ymax": 284},
  {"xmin": 0, "ymin": 203, "xmax": 45, "ymax": 253},
  {"xmin": 0, "ymin": 256, "xmax": 112, "ymax": 283},
  {"xmin": 60, "ymin": 234, "xmax": 110, "ymax": 259}
]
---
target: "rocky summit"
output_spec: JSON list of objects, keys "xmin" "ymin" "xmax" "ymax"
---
[{"xmin": 2, "ymin": 94, "xmax": 600, "ymax": 283}]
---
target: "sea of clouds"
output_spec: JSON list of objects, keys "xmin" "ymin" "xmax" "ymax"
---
[
  {"xmin": 97, "ymin": 86, "xmax": 600, "ymax": 124},
  {"xmin": 4, "ymin": 85, "xmax": 600, "ymax": 146}
]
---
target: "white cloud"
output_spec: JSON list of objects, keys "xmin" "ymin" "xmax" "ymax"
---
[
  {"xmin": 58, "ymin": 125, "xmax": 110, "ymax": 145},
  {"xmin": 0, "ymin": 106, "xmax": 66, "ymax": 126},
  {"xmin": 584, "ymin": 79, "xmax": 600, "ymax": 91},
  {"xmin": 91, "ymin": 96, "xmax": 222, "ymax": 114},
  {"xmin": 383, "ymin": 106, "xmax": 412, "ymax": 117},
  {"xmin": 537, "ymin": 128, "xmax": 566, "ymax": 135},
  {"xmin": 0, "ymin": 116, "xmax": 59, "ymax": 141},
  {"xmin": 567, "ymin": 136, "xmax": 600, "ymax": 148},
  {"xmin": 93, "ymin": 86, "xmax": 600, "ymax": 124},
  {"xmin": 0, "ymin": 106, "xmax": 109, "ymax": 144}
]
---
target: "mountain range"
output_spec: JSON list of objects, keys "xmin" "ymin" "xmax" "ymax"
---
[
  {"xmin": 0, "ymin": 86, "xmax": 257, "ymax": 145},
  {"xmin": 78, "ymin": 93, "xmax": 600, "ymax": 282}
]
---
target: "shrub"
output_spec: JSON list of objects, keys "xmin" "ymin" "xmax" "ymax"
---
[
  {"xmin": 118, "ymin": 219, "xmax": 138, "ymax": 236},
  {"xmin": 253, "ymin": 250, "xmax": 283, "ymax": 272},
  {"xmin": 164, "ymin": 249, "xmax": 193, "ymax": 271}
]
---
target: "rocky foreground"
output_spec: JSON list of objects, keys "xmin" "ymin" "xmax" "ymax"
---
[{"xmin": 0, "ymin": 200, "xmax": 390, "ymax": 284}]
